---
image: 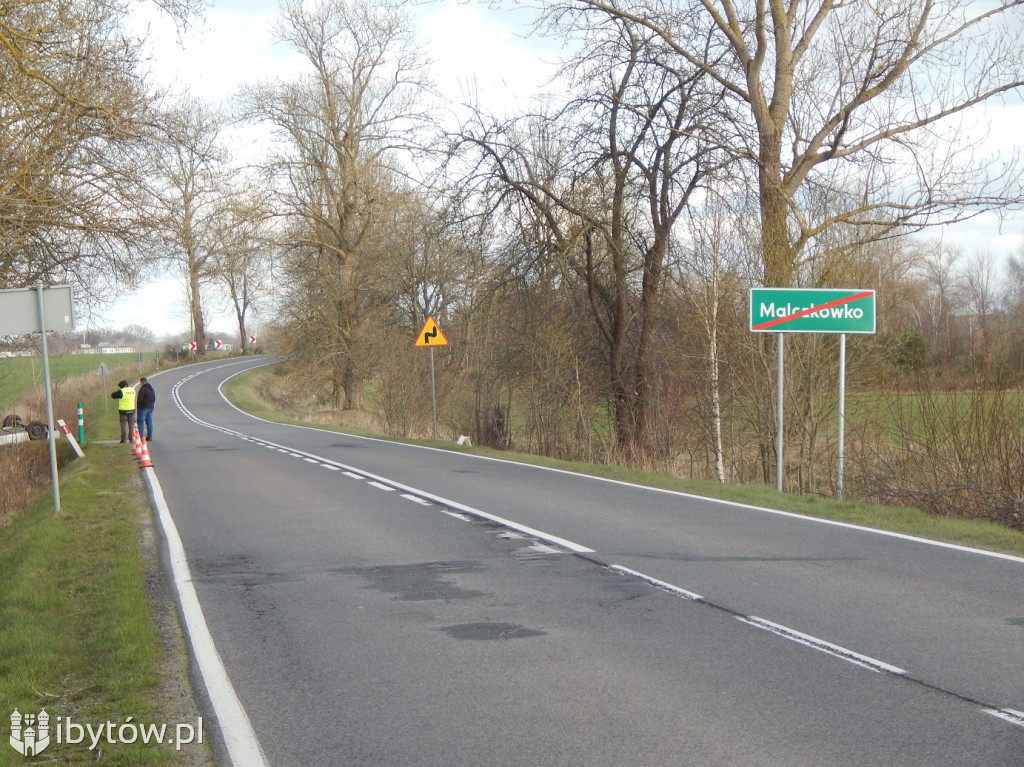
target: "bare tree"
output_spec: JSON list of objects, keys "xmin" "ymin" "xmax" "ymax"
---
[
  {"xmin": 917, "ymin": 243, "xmax": 963, "ymax": 367},
  {"xmin": 146, "ymin": 98, "xmax": 231, "ymax": 353},
  {"xmin": 1004, "ymin": 252, "xmax": 1024, "ymax": 374},
  {"xmin": 961, "ymin": 250, "xmax": 1002, "ymax": 382},
  {"xmin": 461, "ymin": 17, "xmax": 725, "ymax": 459},
  {"xmin": 561, "ymin": 0, "xmax": 1024, "ymax": 287},
  {"xmin": 0, "ymin": 0, "xmax": 200, "ymax": 296},
  {"xmin": 242, "ymin": 0, "xmax": 431, "ymax": 408},
  {"xmin": 677, "ymin": 189, "xmax": 748, "ymax": 482},
  {"xmin": 211, "ymin": 184, "xmax": 275, "ymax": 352}
]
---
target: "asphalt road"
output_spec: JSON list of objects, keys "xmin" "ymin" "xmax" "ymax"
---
[{"xmin": 146, "ymin": 356, "xmax": 1024, "ymax": 766}]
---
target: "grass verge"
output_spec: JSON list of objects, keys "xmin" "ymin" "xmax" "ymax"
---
[
  {"xmin": 224, "ymin": 364, "xmax": 1024, "ymax": 558},
  {"xmin": 0, "ymin": 386, "xmax": 210, "ymax": 765}
]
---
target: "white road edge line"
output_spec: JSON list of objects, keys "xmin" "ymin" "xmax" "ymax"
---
[
  {"xmin": 609, "ymin": 565, "xmax": 705, "ymax": 602},
  {"xmin": 142, "ymin": 468, "xmax": 270, "ymax": 767},
  {"xmin": 739, "ymin": 616, "xmax": 907, "ymax": 675}
]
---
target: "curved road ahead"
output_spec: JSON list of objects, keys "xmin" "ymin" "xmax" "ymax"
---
[{"xmin": 145, "ymin": 357, "xmax": 1024, "ymax": 766}]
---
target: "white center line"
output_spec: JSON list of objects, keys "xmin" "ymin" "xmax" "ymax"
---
[
  {"xmin": 610, "ymin": 565, "xmax": 705, "ymax": 602},
  {"xmin": 985, "ymin": 708, "xmax": 1024, "ymax": 729},
  {"xmin": 739, "ymin": 616, "xmax": 907, "ymax": 675}
]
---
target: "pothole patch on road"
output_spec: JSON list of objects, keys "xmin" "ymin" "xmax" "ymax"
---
[
  {"xmin": 438, "ymin": 621, "xmax": 547, "ymax": 640},
  {"xmin": 342, "ymin": 561, "xmax": 489, "ymax": 602}
]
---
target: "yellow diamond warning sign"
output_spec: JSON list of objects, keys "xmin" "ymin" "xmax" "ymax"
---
[{"xmin": 415, "ymin": 316, "xmax": 449, "ymax": 347}]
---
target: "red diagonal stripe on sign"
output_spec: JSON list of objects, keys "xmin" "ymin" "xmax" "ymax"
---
[{"xmin": 753, "ymin": 290, "xmax": 874, "ymax": 331}]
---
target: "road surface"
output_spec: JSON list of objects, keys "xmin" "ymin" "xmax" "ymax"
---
[{"xmin": 145, "ymin": 356, "xmax": 1024, "ymax": 766}]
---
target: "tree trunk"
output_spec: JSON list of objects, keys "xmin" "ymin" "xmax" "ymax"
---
[
  {"xmin": 758, "ymin": 131, "xmax": 794, "ymax": 288},
  {"xmin": 189, "ymin": 265, "xmax": 206, "ymax": 354},
  {"xmin": 343, "ymin": 355, "xmax": 362, "ymax": 410}
]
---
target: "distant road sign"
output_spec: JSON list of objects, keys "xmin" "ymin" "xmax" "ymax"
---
[
  {"xmin": 750, "ymin": 288, "xmax": 876, "ymax": 334},
  {"xmin": 188, "ymin": 341, "xmax": 197, "ymax": 351},
  {"xmin": 97, "ymin": 363, "xmax": 111, "ymax": 375},
  {"xmin": 214, "ymin": 340, "xmax": 223, "ymax": 350},
  {"xmin": 248, "ymin": 335, "xmax": 257, "ymax": 344},
  {"xmin": 415, "ymin": 317, "xmax": 449, "ymax": 347}
]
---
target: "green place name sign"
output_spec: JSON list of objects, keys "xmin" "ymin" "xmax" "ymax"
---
[{"xmin": 750, "ymin": 288, "xmax": 876, "ymax": 334}]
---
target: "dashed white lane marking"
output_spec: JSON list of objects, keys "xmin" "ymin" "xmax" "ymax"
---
[
  {"xmin": 609, "ymin": 566, "xmax": 909, "ymax": 674},
  {"xmin": 172, "ymin": 380, "xmax": 595, "ymax": 555},
  {"xmin": 367, "ymin": 481, "xmax": 395, "ymax": 492},
  {"xmin": 738, "ymin": 616, "xmax": 907, "ymax": 675},
  {"xmin": 610, "ymin": 565, "xmax": 705, "ymax": 602},
  {"xmin": 402, "ymin": 494, "xmax": 432, "ymax": 506},
  {"xmin": 527, "ymin": 543, "xmax": 562, "ymax": 554}
]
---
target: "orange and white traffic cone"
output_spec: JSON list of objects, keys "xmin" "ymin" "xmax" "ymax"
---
[
  {"xmin": 139, "ymin": 439, "xmax": 153, "ymax": 468},
  {"xmin": 132, "ymin": 430, "xmax": 143, "ymax": 460}
]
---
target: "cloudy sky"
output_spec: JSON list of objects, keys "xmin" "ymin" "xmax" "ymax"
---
[{"xmin": 100, "ymin": 0, "xmax": 1024, "ymax": 341}]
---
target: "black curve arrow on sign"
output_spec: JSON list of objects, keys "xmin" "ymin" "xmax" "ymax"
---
[{"xmin": 423, "ymin": 325, "xmax": 438, "ymax": 343}]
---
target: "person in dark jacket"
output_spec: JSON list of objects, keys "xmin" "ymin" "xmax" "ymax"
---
[
  {"xmin": 136, "ymin": 377, "xmax": 156, "ymax": 441},
  {"xmin": 110, "ymin": 379, "xmax": 137, "ymax": 443}
]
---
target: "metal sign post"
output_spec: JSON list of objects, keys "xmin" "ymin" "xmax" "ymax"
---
[
  {"xmin": 837, "ymin": 334, "xmax": 847, "ymax": 500},
  {"xmin": 98, "ymin": 362, "xmax": 111, "ymax": 410},
  {"xmin": 0, "ymin": 286, "xmax": 74, "ymax": 514},
  {"xmin": 429, "ymin": 348, "xmax": 438, "ymax": 440},
  {"xmin": 36, "ymin": 288, "xmax": 61, "ymax": 513},
  {"xmin": 750, "ymin": 288, "xmax": 875, "ymax": 496},
  {"xmin": 775, "ymin": 333, "xmax": 784, "ymax": 492},
  {"xmin": 415, "ymin": 317, "xmax": 450, "ymax": 441}
]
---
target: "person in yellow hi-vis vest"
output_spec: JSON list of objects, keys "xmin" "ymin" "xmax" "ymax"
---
[{"xmin": 110, "ymin": 379, "xmax": 137, "ymax": 443}]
